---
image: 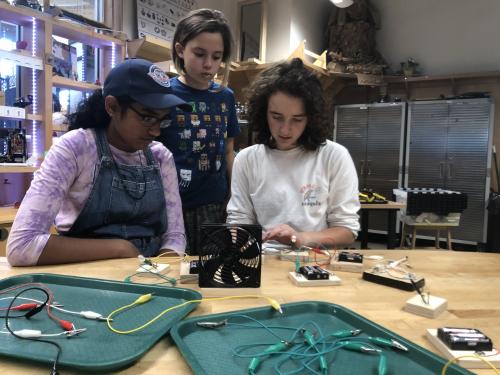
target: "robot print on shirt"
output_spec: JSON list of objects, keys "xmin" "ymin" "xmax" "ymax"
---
[
  {"xmin": 179, "ymin": 141, "xmax": 188, "ymax": 152},
  {"xmin": 197, "ymin": 129, "xmax": 207, "ymax": 139},
  {"xmin": 199, "ymin": 153, "xmax": 209, "ymax": 171},
  {"xmin": 220, "ymin": 102, "xmax": 227, "ymax": 112},
  {"xmin": 192, "ymin": 141, "xmax": 205, "ymax": 153},
  {"xmin": 176, "ymin": 114, "xmax": 185, "ymax": 128},
  {"xmin": 199, "ymin": 101, "xmax": 207, "ymax": 113},
  {"xmin": 179, "ymin": 169, "xmax": 192, "ymax": 188},
  {"xmin": 179, "ymin": 129, "xmax": 191, "ymax": 139},
  {"xmin": 214, "ymin": 115, "xmax": 222, "ymax": 124},
  {"xmin": 203, "ymin": 114, "xmax": 211, "ymax": 123},
  {"xmin": 191, "ymin": 114, "xmax": 200, "ymax": 127},
  {"xmin": 300, "ymin": 184, "xmax": 321, "ymax": 207}
]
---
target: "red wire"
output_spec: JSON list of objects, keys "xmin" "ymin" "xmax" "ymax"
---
[{"xmin": 0, "ymin": 282, "xmax": 73, "ymax": 330}]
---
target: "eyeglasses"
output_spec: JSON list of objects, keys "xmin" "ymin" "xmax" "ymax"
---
[{"xmin": 128, "ymin": 105, "xmax": 170, "ymax": 128}]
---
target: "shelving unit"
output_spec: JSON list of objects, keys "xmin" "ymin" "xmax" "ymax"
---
[
  {"xmin": 0, "ymin": 2, "xmax": 124, "ymax": 205},
  {"xmin": 127, "ymin": 35, "xmax": 171, "ymax": 63},
  {"xmin": 51, "ymin": 75, "xmax": 102, "ymax": 91}
]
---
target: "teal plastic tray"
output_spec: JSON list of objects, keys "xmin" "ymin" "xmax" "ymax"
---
[
  {"xmin": 171, "ymin": 301, "xmax": 473, "ymax": 375},
  {"xmin": 0, "ymin": 273, "xmax": 201, "ymax": 372}
]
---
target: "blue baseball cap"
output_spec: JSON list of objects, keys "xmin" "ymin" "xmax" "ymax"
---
[{"xmin": 103, "ymin": 58, "xmax": 191, "ymax": 111}]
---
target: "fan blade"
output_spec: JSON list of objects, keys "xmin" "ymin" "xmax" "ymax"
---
[
  {"xmin": 201, "ymin": 227, "xmax": 233, "ymax": 256},
  {"xmin": 220, "ymin": 262, "xmax": 237, "ymax": 285},
  {"xmin": 231, "ymin": 258, "xmax": 259, "ymax": 283},
  {"xmin": 238, "ymin": 239, "xmax": 261, "ymax": 259},
  {"xmin": 201, "ymin": 254, "xmax": 224, "ymax": 278}
]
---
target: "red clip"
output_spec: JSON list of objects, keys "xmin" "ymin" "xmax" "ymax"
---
[{"xmin": 12, "ymin": 303, "xmax": 39, "ymax": 311}]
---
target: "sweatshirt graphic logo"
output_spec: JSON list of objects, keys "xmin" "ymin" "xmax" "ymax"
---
[{"xmin": 300, "ymin": 184, "xmax": 321, "ymax": 207}]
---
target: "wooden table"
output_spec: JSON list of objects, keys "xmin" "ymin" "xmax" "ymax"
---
[
  {"xmin": 0, "ymin": 206, "xmax": 17, "ymax": 226},
  {"xmin": 359, "ymin": 201, "xmax": 405, "ymax": 249},
  {"xmin": 1, "ymin": 250, "xmax": 499, "ymax": 374}
]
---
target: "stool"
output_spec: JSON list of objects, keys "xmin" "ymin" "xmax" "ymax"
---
[{"xmin": 400, "ymin": 223, "xmax": 456, "ymax": 250}]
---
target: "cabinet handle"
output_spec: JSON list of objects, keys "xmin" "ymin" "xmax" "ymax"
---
[
  {"xmin": 367, "ymin": 160, "xmax": 372, "ymax": 175},
  {"xmin": 439, "ymin": 162, "xmax": 444, "ymax": 178},
  {"xmin": 448, "ymin": 163, "xmax": 453, "ymax": 179}
]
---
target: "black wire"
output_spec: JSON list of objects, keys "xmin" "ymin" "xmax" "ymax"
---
[{"xmin": 4, "ymin": 287, "xmax": 62, "ymax": 374}]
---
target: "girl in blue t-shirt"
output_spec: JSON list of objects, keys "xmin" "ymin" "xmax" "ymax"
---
[{"xmin": 158, "ymin": 9, "xmax": 239, "ymax": 254}]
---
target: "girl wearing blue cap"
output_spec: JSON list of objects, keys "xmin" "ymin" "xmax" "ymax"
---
[
  {"xmin": 157, "ymin": 9, "xmax": 239, "ymax": 254},
  {"xmin": 7, "ymin": 59, "xmax": 191, "ymax": 266}
]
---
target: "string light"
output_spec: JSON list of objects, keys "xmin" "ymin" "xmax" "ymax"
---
[
  {"xmin": 31, "ymin": 17, "xmax": 38, "ymax": 157},
  {"xmin": 111, "ymin": 42, "xmax": 116, "ymax": 68}
]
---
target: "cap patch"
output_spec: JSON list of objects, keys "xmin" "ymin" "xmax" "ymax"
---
[{"xmin": 147, "ymin": 64, "xmax": 171, "ymax": 88}]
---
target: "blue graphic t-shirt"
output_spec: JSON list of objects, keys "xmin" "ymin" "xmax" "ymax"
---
[{"xmin": 158, "ymin": 77, "xmax": 240, "ymax": 209}]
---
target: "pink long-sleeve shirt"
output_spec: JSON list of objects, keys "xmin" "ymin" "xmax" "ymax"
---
[{"xmin": 7, "ymin": 128, "xmax": 186, "ymax": 266}]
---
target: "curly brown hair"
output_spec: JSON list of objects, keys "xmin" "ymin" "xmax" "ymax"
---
[{"xmin": 246, "ymin": 58, "xmax": 328, "ymax": 150}]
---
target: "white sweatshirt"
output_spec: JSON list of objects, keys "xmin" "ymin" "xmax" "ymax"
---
[{"xmin": 227, "ymin": 140, "xmax": 360, "ymax": 236}]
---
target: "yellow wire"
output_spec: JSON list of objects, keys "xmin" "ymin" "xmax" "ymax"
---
[
  {"xmin": 441, "ymin": 354, "xmax": 500, "ymax": 375},
  {"xmin": 149, "ymin": 252, "xmax": 194, "ymax": 265},
  {"xmin": 106, "ymin": 294, "xmax": 282, "ymax": 335}
]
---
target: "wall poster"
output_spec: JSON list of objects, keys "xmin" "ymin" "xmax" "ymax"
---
[{"xmin": 137, "ymin": 0, "xmax": 198, "ymax": 42}]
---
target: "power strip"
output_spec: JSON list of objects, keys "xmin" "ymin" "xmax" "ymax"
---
[{"xmin": 288, "ymin": 271, "xmax": 341, "ymax": 287}]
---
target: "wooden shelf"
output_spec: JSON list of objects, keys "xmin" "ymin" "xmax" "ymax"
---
[
  {"xmin": 0, "ymin": 49, "xmax": 43, "ymax": 70},
  {"xmin": 0, "ymin": 165, "xmax": 38, "ymax": 174},
  {"xmin": 52, "ymin": 76, "xmax": 101, "ymax": 91},
  {"xmin": 127, "ymin": 35, "xmax": 172, "ymax": 62},
  {"xmin": 51, "ymin": 18, "xmax": 125, "ymax": 48},
  {"xmin": 384, "ymin": 70, "xmax": 500, "ymax": 83},
  {"xmin": 0, "ymin": 2, "xmax": 46, "ymax": 25},
  {"xmin": 26, "ymin": 114, "xmax": 43, "ymax": 121}
]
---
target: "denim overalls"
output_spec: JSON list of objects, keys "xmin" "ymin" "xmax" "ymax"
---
[{"xmin": 64, "ymin": 128, "xmax": 167, "ymax": 256}]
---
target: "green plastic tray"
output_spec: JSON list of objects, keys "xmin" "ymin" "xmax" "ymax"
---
[
  {"xmin": 171, "ymin": 301, "xmax": 473, "ymax": 375},
  {"xmin": 0, "ymin": 273, "xmax": 201, "ymax": 372}
]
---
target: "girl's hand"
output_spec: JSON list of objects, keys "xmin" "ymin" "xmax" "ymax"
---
[{"xmin": 263, "ymin": 224, "xmax": 299, "ymax": 245}]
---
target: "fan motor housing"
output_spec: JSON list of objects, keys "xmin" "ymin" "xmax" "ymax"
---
[{"xmin": 198, "ymin": 224, "xmax": 262, "ymax": 288}]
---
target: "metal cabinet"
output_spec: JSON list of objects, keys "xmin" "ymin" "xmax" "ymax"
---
[
  {"xmin": 334, "ymin": 103, "xmax": 406, "ymax": 234},
  {"xmin": 406, "ymin": 98, "xmax": 494, "ymax": 244}
]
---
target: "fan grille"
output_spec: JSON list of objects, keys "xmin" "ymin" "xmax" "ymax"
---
[{"xmin": 198, "ymin": 224, "xmax": 262, "ymax": 288}]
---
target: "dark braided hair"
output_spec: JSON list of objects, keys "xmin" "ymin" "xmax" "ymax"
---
[{"xmin": 68, "ymin": 90, "xmax": 133, "ymax": 131}]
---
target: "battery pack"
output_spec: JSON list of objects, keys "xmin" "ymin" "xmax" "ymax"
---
[
  {"xmin": 437, "ymin": 327, "xmax": 493, "ymax": 351},
  {"xmin": 299, "ymin": 265, "xmax": 330, "ymax": 280}
]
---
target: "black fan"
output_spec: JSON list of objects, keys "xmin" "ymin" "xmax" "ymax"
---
[{"xmin": 198, "ymin": 224, "xmax": 262, "ymax": 288}]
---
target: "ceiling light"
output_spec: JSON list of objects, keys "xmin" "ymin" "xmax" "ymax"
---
[{"xmin": 331, "ymin": 0, "xmax": 354, "ymax": 8}]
